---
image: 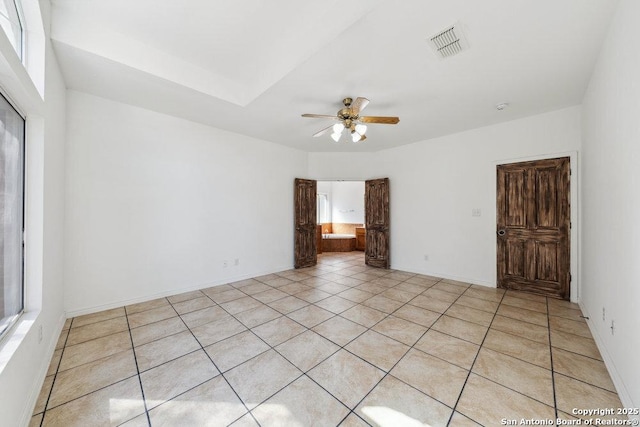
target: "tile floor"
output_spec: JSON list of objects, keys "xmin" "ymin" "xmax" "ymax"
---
[{"xmin": 31, "ymin": 252, "xmax": 626, "ymax": 427}]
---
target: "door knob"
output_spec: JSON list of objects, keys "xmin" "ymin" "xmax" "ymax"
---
[{"xmin": 497, "ymin": 230, "xmax": 506, "ymax": 236}]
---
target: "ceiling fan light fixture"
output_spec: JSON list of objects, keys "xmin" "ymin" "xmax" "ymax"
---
[
  {"xmin": 351, "ymin": 131, "xmax": 362, "ymax": 143},
  {"xmin": 355, "ymin": 124, "xmax": 367, "ymax": 135},
  {"xmin": 333, "ymin": 123, "xmax": 345, "ymax": 133},
  {"xmin": 331, "ymin": 132, "xmax": 342, "ymax": 142}
]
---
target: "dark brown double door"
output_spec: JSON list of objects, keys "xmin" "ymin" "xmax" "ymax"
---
[
  {"xmin": 497, "ymin": 157, "xmax": 570, "ymax": 299},
  {"xmin": 294, "ymin": 178, "xmax": 390, "ymax": 269}
]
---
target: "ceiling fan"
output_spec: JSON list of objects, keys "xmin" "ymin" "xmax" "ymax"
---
[{"xmin": 302, "ymin": 97, "xmax": 399, "ymax": 143}]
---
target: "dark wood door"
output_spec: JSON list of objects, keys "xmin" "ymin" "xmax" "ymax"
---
[
  {"xmin": 497, "ymin": 157, "xmax": 570, "ymax": 299},
  {"xmin": 365, "ymin": 178, "xmax": 390, "ymax": 269},
  {"xmin": 294, "ymin": 178, "xmax": 317, "ymax": 269}
]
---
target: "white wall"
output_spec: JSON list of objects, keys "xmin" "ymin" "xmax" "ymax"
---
[
  {"xmin": 330, "ymin": 181, "xmax": 364, "ymax": 224},
  {"xmin": 0, "ymin": 4, "xmax": 68, "ymax": 425},
  {"xmin": 64, "ymin": 91, "xmax": 308, "ymax": 315},
  {"xmin": 580, "ymin": 0, "xmax": 640, "ymax": 409},
  {"xmin": 310, "ymin": 106, "xmax": 581, "ymax": 286}
]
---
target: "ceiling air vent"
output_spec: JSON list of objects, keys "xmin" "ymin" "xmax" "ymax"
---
[{"xmin": 429, "ymin": 24, "xmax": 468, "ymax": 59}]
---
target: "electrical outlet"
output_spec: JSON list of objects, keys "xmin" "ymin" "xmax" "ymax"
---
[
  {"xmin": 472, "ymin": 208, "xmax": 482, "ymax": 217},
  {"xmin": 234, "ymin": 258, "xmax": 239, "ymax": 266},
  {"xmin": 223, "ymin": 260, "xmax": 228, "ymax": 268},
  {"xmin": 424, "ymin": 254, "xmax": 429, "ymax": 261},
  {"xmin": 602, "ymin": 307, "xmax": 606, "ymax": 321},
  {"xmin": 38, "ymin": 325, "xmax": 43, "ymax": 344}
]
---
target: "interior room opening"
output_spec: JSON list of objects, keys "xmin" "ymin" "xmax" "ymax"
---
[{"xmin": 317, "ymin": 181, "xmax": 365, "ymax": 261}]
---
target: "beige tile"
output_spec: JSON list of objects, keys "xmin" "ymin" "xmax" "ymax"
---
[
  {"xmin": 372, "ymin": 315, "xmax": 427, "ymax": 346},
  {"xmin": 457, "ymin": 374, "xmax": 555, "ymax": 426},
  {"xmin": 393, "ymin": 304, "xmax": 440, "ymax": 327},
  {"xmin": 252, "ymin": 375, "xmax": 349, "ymax": 427},
  {"xmin": 190, "ymin": 315, "xmax": 247, "ymax": 347},
  {"xmin": 278, "ymin": 282, "xmax": 312, "ymax": 295},
  {"xmin": 72, "ymin": 307, "xmax": 126, "ymax": 328},
  {"xmin": 231, "ymin": 278, "xmax": 263, "ymax": 288},
  {"xmin": 490, "ymin": 315, "xmax": 549, "ymax": 344},
  {"xmin": 496, "ymin": 304, "xmax": 548, "ymax": 327},
  {"xmin": 46, "ymin": 349, "xmax": 62, "ymax": 376},
  {"xmin": 390, "ymin": 348, "xmax": 468, "ymax": 407},
  {"xmin": 224, "ymin": 349, "xmax": 301, "ymax": 409},
  {"xmin": 264, "ymin": 277, "xmax": 297, "ymax": 288},
  {"xmin": 415, "ymin": 329, "xmax": 480, "ymax": 370},
  {"xmin": 229, "ymin": 414, "xmax": 260, "ymax": 427},
  {"xmin": 431, "ymin": 315, "xmax": 488, "ymax": 345},
  {"xmin": 549, "ymin": 315, "xmax": 591, "ymax": 338},
  {"xmin": 548, "ymin": 297, "xmax": 581, "ymax": 311},
  {"xmin": 422, "ymin": 288, "xmax": 459, "ymax": 303},
  {"xmin": 130, "ymin": 316, "xmax": 187, "ymax": 347},
  {"xmin": 252, "ymin": 288, "xmax": 288, "ymax": 304},
  {"xmin": 148, "ymin": 376, "xmax": 247, "ymax": 427},
  {"xmin": 287, "ymin": 305, "xmax": 334, "ymax": 328},
  {"xmin": 55, "ymin": 330, "xmax": 68, "ymax": 351},
  {"xmin": 445, "ymin": 303, "xmax": 494, "ymax": 327},
  {"xmin": 361, "ymin": 295, "xmax": 404, "ymax": 313},
  {"xmin": 408, "ymin": 295, "xmax": 452, "ymax": 313},
  {"xmin": 338, "ymin": 288, "xmax": 375, "ymax": 303},
  {"xmin": 205, "ymin": 330, "xmax": 269, "ymax": 372},
  {"xmin": 405, "ymin": 276, "xmax": 439, "ymax": 286},
  {"xmin": 441, "ymin": 278, "xmax": 472, "ymax": 287},
  {"xmin": 276, "ymin": 331, "xmax": 339, "ymax": 372},
  {"xmin": 34, "ymin": 375, "xmax": 54, "ymax": 414},
  {"xmin": 299, "ymin": 276, "xmax": 332, "ymax": 287},
  {"xmin": 449, "ymin": 412, "xmax": 483, "ymax": 426},
  {"xmin": 548, "ymin": 304, "xmax": 585, "ymax": 321},
  {"xmin": 237, "ymin": 282, "xmax": 271, "ymax": 295},
  {"xmin": 66, "ymin": 316, "xmax": 129, "ymax": 347},
  {"xmin": 220, "ymin": 296, "xmax": 263, "ymax": 315},
  {"xmin": 294, "ymin": 289, "xmax": 332, "ymax": 303},
  {"xmin": 379, "ymin": 288, "xmax": 418, "ymax": 303},
  {"xmin": 463, "ymin": 287, "xmax": 504, "ymax": 303},
  {"xmin": 62, "ymin": 318, "xmax": 72, "ymax": 331},
  {"xmin": 276, "ymin": 270, "xmax": 313, "ymax": 281},
  {"xmin": 332, "ymin": 276, "xmax": 365, "ymax": 287},
  {"xmin": 314, "ymin": 295, "xmax": 357, "ymax": 314},
  {"xmin": 171, "ymin": 296, "xmax": 215, "ymax": 315},
  {"xmin": 394, "ymin": 282, "xmax": 428, "ymax": 294},
  {"xmin": 201, "ymin": 283, "xmax": 235, "ymax": 296},
  {"xmin": 312, "ymin": 316, "xmax": 367, "ymax": 346},
  {"xmin": 553, "ymin": 347, "xmax": 615, "ymax": 391},
  {"xmin": 140, "ymin": 350, "xmax": 219, "ymax": 409},
  {"xmin": 550, "ymin": 329, "xmax": 602, "ymax": 360},
  {"xmin": 308, "ymin": 349, "xmax": 385, "ymax": 409},
  {"xmin": 346, "ymin": 330, "xmax": 409, "ymax": 372},
  {"xmin": 166, "ymin": 290, "xmax": 204, "ymax": 304},
  {"xmin": 59, "ymin": 331, "xmax": 132, "ymax": 371},
  {"xmin": 385, "ymin": 271, "xmax": 415, "ymax": 281},
  {"xmin": 267, "ymin": 295, "xmax": 309, "ymax": 314},
  {"xmin": 456, "ymin": 295, "xmax": 500, "ymax": 313},
  {"xmin": 355, "ymin": 282, "xmax": 388, "ymax": 294},
  {"xmin": 180, "ymin": 305, "xmax": 228, "ymax": 329},
  {"xmin": 555, "ymin": 373, "xmax": 623, "ymax": 419},
  {"xmin": 483, "ymin": 329, "xmax": 551, "ymax": 369},
  {"xmin": 252, "ymin": 316, "xmax": 306, "ymax": 346},
  {"xmin": 432, "ymin": 281, "xmax": 469, "ymax": 295},
  {"xmin": 233, "ymin": 304, "xmax": 281, "ymax": 328},
  {"xmin": 127, "ymin": 305, "xmax": 177, "ymax": 329},
  {"xmin": 472, "ymin": 348, "xmax": 554, "ymax": 406},
  {"xmin": 28, "ymin": 414, "xmax": 43, "ymax": 427},
  {"xmin": 339, "ymin": 413, "xmax": 370, "ymax": 427},
  {"xmin": 505, "ymin": 290, "xmax": 547, "ymax": 302},
  {"xmin": 208, "ymin": 288, "xmax": 247, "ymax": 304},
  {"xmin": 340, "ymin": 305, "xmax": 387, "ymax": 328},
  {"xmin": 356, "ymin": 375, "xmax": 452, "ymax": 427},
  {"xmin": 42, "ymin": 377, "xmax": 145, "ymax": 427},
  {"xmin": 135, "ymin": 330, "xmax": 200, "ymax": 372},
  {"xmin": 48, "ymin": 350, "xmax": 137, "ymax": 408},
  {"xmin": 317, "ymin": 282, "xmax": 351, "ymax": 294},
  {"xmin": 502, "ymin": 295, "xmax": 547, "ymax": 313}
]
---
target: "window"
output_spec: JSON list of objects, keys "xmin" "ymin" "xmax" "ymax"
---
[
  {"xmin": 317, "ymin": 193, "xmax": 329, "ymax": 224},
  {"xmin": 0, "ymin": 93, "xmax": 24, "ymax": 339},
  {"xmin": 0, "ymin": 0, "xmax": 23, "ymax": 59}
]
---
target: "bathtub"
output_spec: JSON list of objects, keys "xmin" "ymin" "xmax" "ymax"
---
[{"xmin": 321, "ymin": 233, "xmax": 356, "ymax": 252}]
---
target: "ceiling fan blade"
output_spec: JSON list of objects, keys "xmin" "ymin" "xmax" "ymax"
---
[
  {"xmin": 359, "ymin": 116, "xmax": 400, "ymax": 124},
  {"xmin": 313, "ymin": 125, "xmax": 334, "ymax": 137},
  {"xmin": 351, "ymin": 97, "xmax": 370, "ymax": 115},
  {"xmin": 302, "ymin": 114, "xmax": 340, "ymax": 120}
]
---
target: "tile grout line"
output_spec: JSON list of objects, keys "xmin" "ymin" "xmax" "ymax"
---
[
  {"xmin": 547, "ymin": 297, "xmax": 560, "ymax": 422},
  {"xmin": 124, "ymin": 306, "xmax": 154, "ymax": 427}
]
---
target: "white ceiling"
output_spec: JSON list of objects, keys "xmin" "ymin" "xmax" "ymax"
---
[{"xmin": 50, "ymin": 0, "xmax": 618, "ymax": 152}]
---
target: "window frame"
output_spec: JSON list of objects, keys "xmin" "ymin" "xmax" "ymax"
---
[{"xmin": 0, "ymin": 90, "xmax": 26, "ymax": 342}]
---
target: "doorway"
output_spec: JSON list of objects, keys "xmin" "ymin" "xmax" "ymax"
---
[
  {"xmin": 496, "ymin": 157, "xmax": 570, "ymax": 299},
  {"xmin": 294, "ymin": 178, "xmax": 390, "ymax": 269}
]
